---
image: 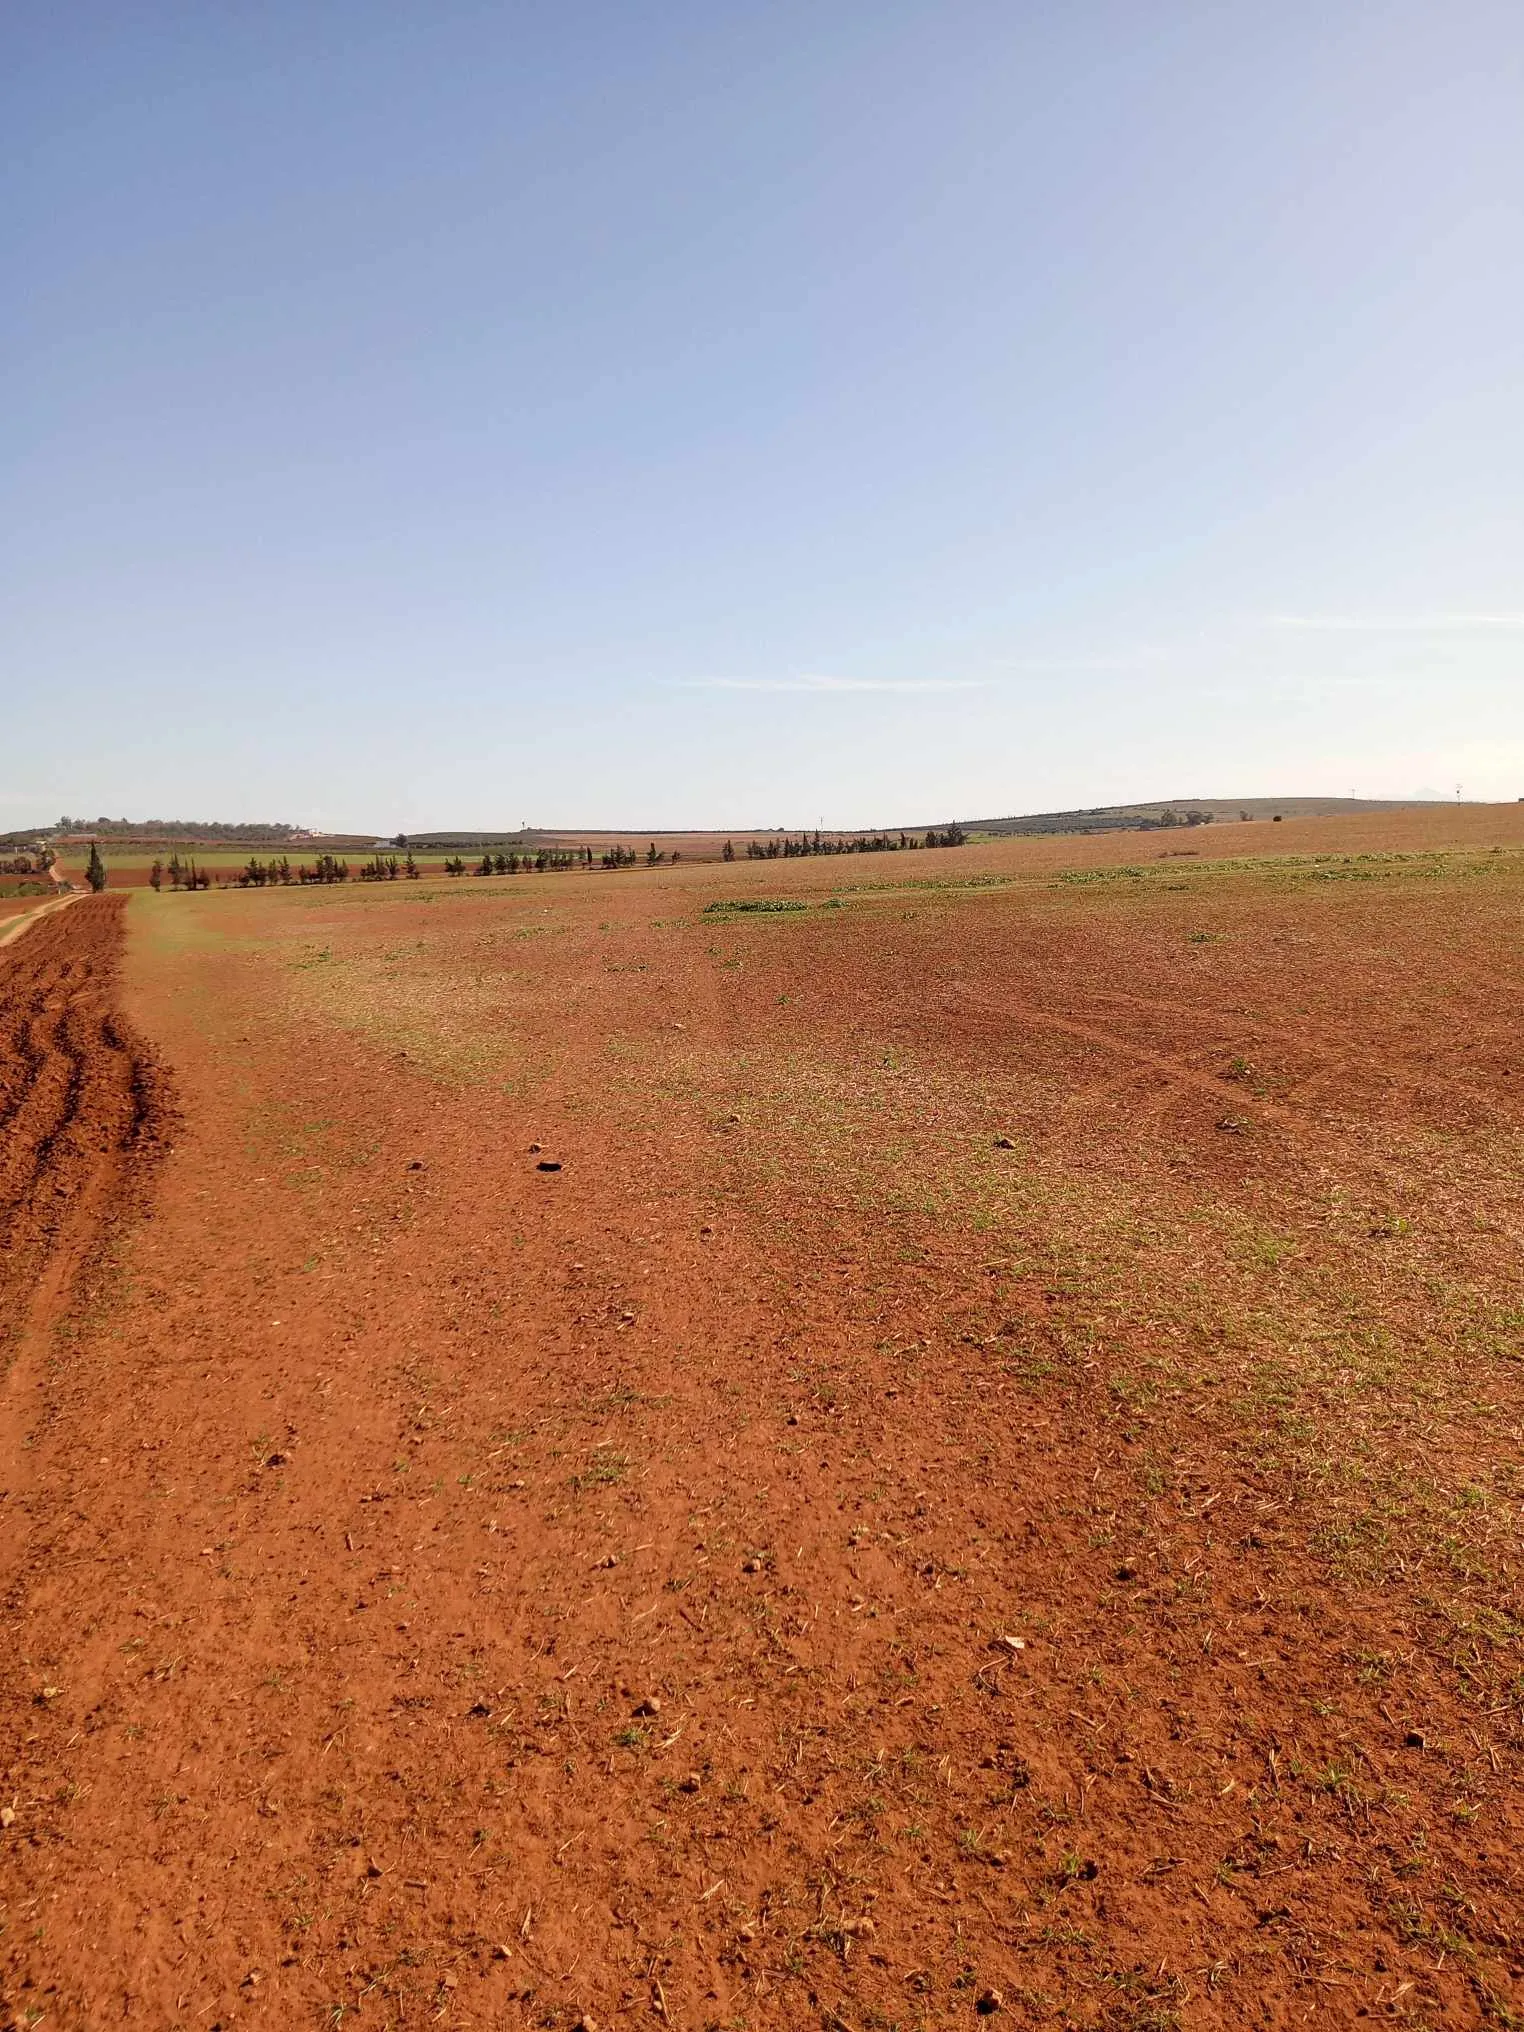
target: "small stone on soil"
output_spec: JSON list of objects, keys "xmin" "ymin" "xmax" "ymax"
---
[
  {"xmin": 537, "ymin": 1160, "xmax": 562, "ymax": 1172},
  {"xmin": 976, "ymin": 1988, "xmax": 1003, "ymax": 2015},
  {"xmin": 633, "ymin": 1696, "xmax": 661, "ymax": 1718}
]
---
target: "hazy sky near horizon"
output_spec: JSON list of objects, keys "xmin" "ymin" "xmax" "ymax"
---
[{"xmin": 5, "ymin": 3, "xmax": 1522, "ymax": 831}]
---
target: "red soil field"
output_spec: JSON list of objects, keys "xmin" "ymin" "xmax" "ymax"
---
[
  {"xmin": 3, "ymin": 814, "xmax": 1523, "ymax": 2030},
  {"xmin": 0, "ymin": 899, "xmax": 169, "ymax": 1365}
]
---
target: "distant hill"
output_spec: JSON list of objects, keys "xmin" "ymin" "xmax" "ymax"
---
[
  {"xmin": 3, "ymin": 796, "xmax": 1477, "ymax": 862},
  {"xmin": 970, "ymin": 796, "xmax": 1453, "ymax": 837},
  {"xmin": 52, "ymin": 816, "xmax": 310, "ymax": 843}
]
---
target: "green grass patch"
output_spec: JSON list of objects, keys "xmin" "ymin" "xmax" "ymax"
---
[{"xmin": 704, "ymin": 898, "xmax": 810, "ymax": 915}]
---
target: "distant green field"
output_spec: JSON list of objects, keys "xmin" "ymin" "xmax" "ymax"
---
[{"xmin": 60, "ymin": 848, "xmax": 307, "ymax": 867}]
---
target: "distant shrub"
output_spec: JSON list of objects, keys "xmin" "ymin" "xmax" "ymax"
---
[{"xmin": 703, "ymin": 898, "xmax": 808, "ymax": 915}]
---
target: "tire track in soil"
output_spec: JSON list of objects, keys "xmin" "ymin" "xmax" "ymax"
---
[
  {"xmin": 1061, "ymin": 979, "xmax": 1515, "ymax": 1131},
  {"xmin": 0, "ymin": 897, "xmax": 172, "ymax": 1520},
  {"xmin": 960, "ymin": 986, "xmax": 1509, "ymax": 1177}
]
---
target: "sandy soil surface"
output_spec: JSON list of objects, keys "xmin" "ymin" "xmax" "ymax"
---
[{"xmin": 3, "ymin": 816, "xmax": 1523, "ymax": 2030}]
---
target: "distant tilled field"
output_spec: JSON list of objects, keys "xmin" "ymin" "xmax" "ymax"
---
[{"xmin": 2, "ymin": 808, "xmax": 1522, "ymax": 2030}]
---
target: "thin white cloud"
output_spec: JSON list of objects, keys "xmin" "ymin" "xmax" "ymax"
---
[
  {"xmin": 998, "ymin": 650, "xmax": 1173, "ymax": 672},
  {"xmin": 673, "ymin": 673, "xmax": 988, "ymax": 694},
  {"xmin": 1192, "ymin": 672, "xmax": 1393, "ymax": 699},
  {"xmin": 1266, "ymin": 613, "xmax": 1524, "ymax": 632}
]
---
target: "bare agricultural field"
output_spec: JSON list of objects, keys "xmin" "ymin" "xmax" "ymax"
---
[
  {"xmin": 3, "ymin": 809, "xmax": 1524, "ymax": 2030},
  {"xmin": 0, "ymin": 894, "xmax": 50, "ymax": 926}
]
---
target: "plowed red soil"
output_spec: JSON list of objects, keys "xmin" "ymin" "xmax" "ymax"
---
[
  {"xmin": 3, "ymin": 820, "xmax": 1523, "ymax": 2032},
  {"xmin": 0, "ymin": 899, "xmax": 169, "ymax": 1409}
]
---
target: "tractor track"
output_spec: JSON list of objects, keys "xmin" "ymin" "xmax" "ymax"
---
[{"xmin": 0, "ymin": 898, "xmax": 172, "ymax": 1398}]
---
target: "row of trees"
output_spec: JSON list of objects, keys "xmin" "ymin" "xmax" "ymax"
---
[
  {"xmin": 149, "ymin": 853, "xmax": 356, "ymax": 889},
  {"xmin": 147, "ymin": 854, "xmax": 211, "ymax": 890},
  {"xmin": 234, "ymin": 857, "xmax": 295, "ymax": 887},
  {"xmin": 358, "ymin": 852, "xmax": 420, "ymax": 881},
  {"xmin": 608, "ymin": 844, "xmax": 683, "ymax": 868},
  {"xmin": 726, "ymin": 825, "xmax": 969, "ymax": 861},
  {"xmin": 295, "ymin": 855, "xmax": 354, "ymax": 884},
  {"xmin": 451, "ymin": 847, "xmax": 612, "ymax": 876},
  {"xmin": 124, "ymin": 825, "xmax": 973, "ymax": 897},
  {"xmin": 62, "ymin": 816, "xmax": 303, "ymax": 841}
]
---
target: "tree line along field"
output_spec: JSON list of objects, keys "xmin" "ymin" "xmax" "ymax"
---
[
  {"xmin": 50, "ymin": 825, "xmax": 973, "ymax": 891},
  {"xmin": 45, "ymin": 799, "xmax": 1524, "ymax": 890},
  {"xmin": 3, "ymin": 805, "xmax": 1523, "ymax": 2030}
]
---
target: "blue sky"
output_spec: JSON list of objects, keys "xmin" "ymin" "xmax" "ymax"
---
[{"xmin": 5, "ymin": 2, "xmax": 1521, "ymax": 831}]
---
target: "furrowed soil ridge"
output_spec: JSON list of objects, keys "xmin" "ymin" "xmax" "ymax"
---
[{"xmin": 0, "ymin": 898, "xmax": 173, "ymax": 1508}]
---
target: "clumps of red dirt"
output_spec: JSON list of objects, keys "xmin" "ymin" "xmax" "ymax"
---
[{"xmin": 0, "ymin": 897, "xmax": 172, "ymax": 1387}]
